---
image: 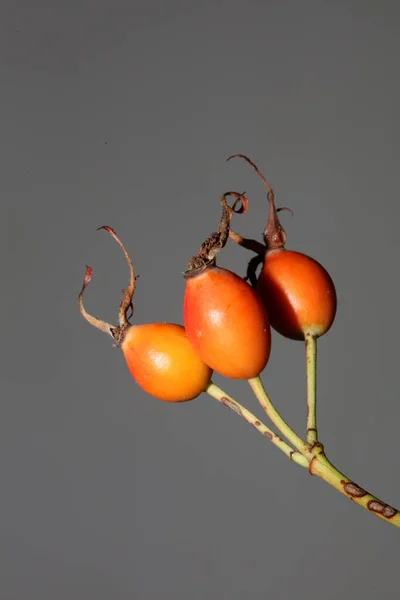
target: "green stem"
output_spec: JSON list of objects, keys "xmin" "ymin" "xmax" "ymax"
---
[
  {"xmin": 206, "ymin": 382, "xmax": 309, "ymax": 468},
  {"xmin": 248, "ymin": 376, "xmax": 311, "ymax": 457},
  {"xmin": 305, "ymin": 334, "xmax": 318, "ymax": 445},
  {"xmin": 309, "ymin": 444, "xmax": 400, "ymax": 528},
  {"xmin": 208, "ymin": 381, "xmax": 400, "ymax": 527}
]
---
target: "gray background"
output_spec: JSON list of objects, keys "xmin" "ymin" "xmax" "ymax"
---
[{"xmin": 1, "ymin": 0, "xmax": 399, "ymax": 598}]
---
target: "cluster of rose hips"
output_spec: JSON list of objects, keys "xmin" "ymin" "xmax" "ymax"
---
[{"xmin": 79, "ymin": 155, "xmax": 399, "ymax": 528}]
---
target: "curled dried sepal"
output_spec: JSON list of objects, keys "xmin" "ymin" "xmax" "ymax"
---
[
  {"xmin": 78, "ymin": 266, "xmax": 116, "ymax": 338},
  {"xmin": 97, "ymin": 226, "xmax": 136, "ymax": 327},
  {"xmin": 184, "ymin": 191, "xmax": 248, "ymax": 278},
  {"xmin": 78, "ymin": 226, "xmax": 137, "ymax": 346},
  {"xmin": 227, "ymin": 191, "xmax": 248, "ymax": 215},
  {"xmin": 227, "ymin": 153, "xmax": 274, "ymax": 196},
  {"xmin": 277, "ymin": 206, "xmax": 294, "ymax": 218},
  {"xmin": 227, "ymin": 154, "xmax": 286, "ymax": 250}
]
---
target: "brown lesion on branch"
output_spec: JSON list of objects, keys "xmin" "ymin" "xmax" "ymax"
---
[
  {"xmin": 220, "ymin": 396, "xmax": 243, "ymax": 416},
  {"xmin": 341, "ymin": 481, "xmax": 367, "ymax": 498},
  {"xmin": 367, "ymin": 500, "xmax": 398, "ymax": 519},
  {"xmin": 310, "ymin": 450, "xmax": 399, "ymax": 523},
  {"xmin": 339, "ymin": 481, "xmax": 398, "ymax": 519}
]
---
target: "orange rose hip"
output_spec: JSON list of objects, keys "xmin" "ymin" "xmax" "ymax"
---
[
  {"xmin": 78, "ymin": 227, "xmax": 212, "ymax": 402},
  {"xmin": 121, "ymin": 322, "xmax": 212, "ymax": 401},
  {"xmin": 258, "ymin": 249, "xmax": 336, "ymax": 340},
  {"xmin": 183, "ymin": 193, "xmax": 271, "ymax": 379},
  {"xmin": 228, "ymin": 154, "xmax": 337, "ymax": 341}
]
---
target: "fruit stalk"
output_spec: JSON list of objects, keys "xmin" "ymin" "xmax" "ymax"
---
[
  {"xmin": 305, "ymin": 334, "xmax": 318, "ymax": 445},
  {"xmin": 248, "ymin": 376, "xmax": 310, "ymax": 457},
  {"xmin": 206, "ymin": 383, "xmax": 309, "ymax": 467}
]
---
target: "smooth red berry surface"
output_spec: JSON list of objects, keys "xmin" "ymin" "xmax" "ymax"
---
[
  {"xmin": 184, "ymin": 266, "xmax": 271, "ymax": 379},
  {"xmin": 121, "ymin": 323, "xmax": 213, "ymax": 402},
  {"xmin": 257, "ymin": 249, "xmax": 337, "ymax": 340}
]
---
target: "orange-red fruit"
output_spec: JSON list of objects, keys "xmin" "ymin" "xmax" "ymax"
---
[
  {"xmin": 257, "ymin": 249, "xmax": 337, "ymax": 341},
  {"xmin": 121, "ymin": 323, "xmax": 213, "ymax": 402},
  {"xmin": 184, "ymin": 267, "xmax": 271, "ymax": 379}
]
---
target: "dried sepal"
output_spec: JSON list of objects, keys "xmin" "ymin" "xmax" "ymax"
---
[
  {"xmin": 227, "ymin": 154, "xmax": 286, "ymax": 250},
  {"xmin": 78, "ymin": 266, "xmax": 115, "ymax": 337},
  {"xmin": 78, "ymin": 226, "xmax": 138, "ymax": 346},
  {"xmin": 184, "ymin": 191, "xmax": 248, "ymax": 278},
  {"xmin": 97, "ymin": 225, "xmax": 137, "ymax": 327}
]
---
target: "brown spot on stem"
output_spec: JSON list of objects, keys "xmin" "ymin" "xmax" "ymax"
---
[
  {"xmin": 254, "ymin": 420, "xmax": 261, "ymax": 427},
  {"xmin": 368, "ymin": 500, "xmax": 385, "ymax": 514},
  {"xmin": 367, "ymin": 500, "xmax": 398, "ymax": 519},
  {"xmin": 383, "ymin": 505, "xmax": 398, "ymax": 519},
  {"xmin": 264, "ymin": 431, "xmax": 273, "ymax": 440},
  {"xmin": 342, "ymin": 481, "xmax": 367, "ymax": 498},
  {"xmin": 221, "ymin": 397, "xmax": 242, "ymax": 416}
]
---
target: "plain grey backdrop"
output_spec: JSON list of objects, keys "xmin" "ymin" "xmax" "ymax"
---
[{"xmin": 1, "ymin": 0, "xmax": 399, "ymax": 598}]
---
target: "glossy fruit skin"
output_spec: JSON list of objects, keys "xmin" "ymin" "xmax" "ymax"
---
[
  {"xmin": 257, "ymin": 249, "xmax": 337, "ymax": 341},
  {"xmin": 184, "ymin": 266, "xmax": 271, "ymax": 379},
  {"xmin": 121, "ymin": 323, "xmax": 213, "ymax": 402}
]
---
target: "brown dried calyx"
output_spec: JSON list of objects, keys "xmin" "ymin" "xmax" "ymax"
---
[
  {"xmin": 227, "ymin": 154, "xmax": 290, "ymax": 251},
  {"xmin": 78, "ymin": 226, "xmax": 138, "ymax": 347},
  {"xmin": 184, "ymin": 191, "xmax": 248, "ymax": 279}
]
